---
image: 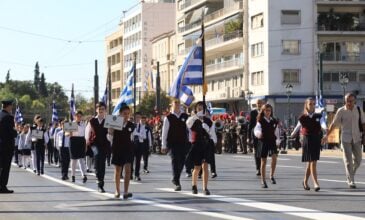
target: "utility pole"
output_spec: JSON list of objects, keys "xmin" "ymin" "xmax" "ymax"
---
[
  {"xmin": 156, "ymin": 61, "xmax": 161, "ymax": 115},
  {"xmin": 94, "ymin": 60, "xmax": 99, "ymax": 114},
  {"xmin": 108, "ymin": 66, "xmax": 112, "ymax": 114},
  {"xmin": 133, "ymin": 52, "xmax": 137, "ymax": 115}
]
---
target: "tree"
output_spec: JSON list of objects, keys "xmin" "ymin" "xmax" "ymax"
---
[
  {"xmin": 5, "ymin": 69, "xmax": 10, "ymax": 83},
  {"xmin": 34, "ymin": 62, "xmax": 40, "ymax": 92},
  {"xmin": 137, "ymin": 91, "xmax": 171, "ymax": 117},
  {"xmin": 39, "ymin": 73, "xmax": 48, "ymax": 97}
]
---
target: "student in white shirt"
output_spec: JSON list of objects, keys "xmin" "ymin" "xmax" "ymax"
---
[{"xmin": 55, "ymin": 121, "xmax": 71, "ymax": 181}]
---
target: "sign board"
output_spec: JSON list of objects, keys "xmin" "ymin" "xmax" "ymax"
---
[
  {"xmin": 104, "ymin": 115, "xmax": 124, "ymax": 131},
  {"xmin": 326, "ymin": 104, "xmax": 335, "ymax": 112},
  {"xmin": 64, "ymin": 122, "xmax": 78, "ymax": 132},
  {"xmin": 32, "ymin": 130, "xmax": 43, "ymax": 139},
  {"xmin": 326, "ymin": 99, "xmax": 338, "ymax": 104}
]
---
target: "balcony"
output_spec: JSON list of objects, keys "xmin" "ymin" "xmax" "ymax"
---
[
  {"xmin": 179, "ymin": 0, "xmax": 207, "ymax": 11},
  {"xmin": 206, "ymin": 58, "xmax": 243, "ymax": 76},
  {"xmin": 322, "ymin": 52, "xmax": 365, "ymax": 63},
  {"xmin": 317, "ymin": 12, "xmax": 365, "ymax": 32},
  {"xmin": 205, "ymin": 31, "xmax": 243, "ymax": 50},
  {"xmin": 317, "ymin": 0, "xmax": 365, "ymax": 5}
]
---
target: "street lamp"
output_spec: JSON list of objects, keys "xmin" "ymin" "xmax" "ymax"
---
[
  {"xmin": 285, "ymin": 84, "xmax": 293, "ymax": 151},
  {"xmin": 339, "ymin": 73, "xmax": 349, "ymax": 104},
  {"xmin": 245, "ymin": 90, "xmax": 253, "ymax": 112}
]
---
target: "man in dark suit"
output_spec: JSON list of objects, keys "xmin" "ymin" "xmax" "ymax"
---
[
  {"xmin": 0, "ymin": 100, "xmax": 17, "ymax": 193},
  {"xmin": 247, "ymin": 99, "xmax": 265, "ymax": 176}
]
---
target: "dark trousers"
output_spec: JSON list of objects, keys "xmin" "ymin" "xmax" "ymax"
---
[
  {"xmin": 253, "ymin": 138, "xmax": 261, "ymax": 171},
  {"xmin": 0, "ymin": 147, "xmax": 13, "ymax": 189},
  {"xmin": 238, "ymin": 134, "xmax": 248, "ymax": 153},
  {"xmin": 14, "ymin": 146, "xmax": 19, "ymax": 164},
  {"xmin": 47, "ymin": 141, "xmax": 54, "ymax": 164},
  {"xmin": 210, "ymin": 142, "xmax": 216, "ymax": 173},
  {"xmin": 94, "ymin": 149, "xmax": 107, "ymax": 187},
  {"xmin": 170, "ymin": 144, "xmax": 186, "ymax": 185},
  {"xmin": 54, "ymin": 148, "xmax": 60, "ymax": 165},
  {"xmin": 60, "ymin": 147, "xmax": 70, "ymax": 178},
  {"xmin": 142, "ymin": 141, "xmax": 149, "ymax": 170},
  {"xmin": 133, "ymin": 143, "xmax": 143, "ymax": 177},
  {"xmin": 35, "ymin": 144, "xmax": 45, "ymax": 174}
]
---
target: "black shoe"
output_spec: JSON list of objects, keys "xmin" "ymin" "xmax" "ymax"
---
[
  {"xmin": 211, "ymin": 173, "xmax": 217, "ymax": 178},
  {"xmin": 256, "ymin": 170, "xmax": 261, "ymax": 176},
  {"xmin": 123, "ymin": 192, "xmax": 133, "ymax": 199},
  {"xmin": 114, "ymin": 193, "xmax": 120, "ymax": 198},
  {"xmin": 98, "ymin": 186, "xmax": 105, "ymax": 193},
  {"xmin": 192, "ymin": 185, "xmax": 198, "ymax": 194},
  {"xmin": 33, "ymin": 170, "xmax": 36, "ymax": 173},
  {"xmin": 0, "ymin": 188, "xmax": 14, "ymax": 194},
  {"xmin": 37, "ymin": 172, "xmax": 40, "ymax": 176},
  {"xmin": 61, "ymin": 176, "xmax": 67, "ymax": 181},
  {"xmin": 302, "ymin": 181, "xmax": 310, "ymax": 191},
  {"xmin": 143, "ymin": 169, "xmax": 150, "ymax": 174},
  {"xmin": 83, "ymin": 176, "xmax": 87, "ymax": 183},
  {"xmin": 270, "ymin": 177, "xmax": 276, "ymax": 184},
  {"xmin": 40, "ymin": 171, "xmax": 44, "ymax": 175},
  {"xmin": 72, "ymin": 176, "xmax": 75, "ymax": 183},
  {"xmin": 314, "ymin": 186, "xmax": 321, "ymax": 192},
  {"xmin": 174, "ymin": 185, "xmax": 182, "ymax": 191},
  {"xmin": 203, "ymin": 189, "xmax": 210, "ymax": 195},
  {"xmin": 135, "ymin": 176, "xmax": 141, "ymax": 181},
  {"xmin": 261, "ymin": 181, "xmax": 268, "ymax": 188}
]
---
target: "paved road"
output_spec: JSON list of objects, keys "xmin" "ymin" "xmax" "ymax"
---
[{"xmin": 1, "ymin": 152, "xmax": 365, "ymax": 220}]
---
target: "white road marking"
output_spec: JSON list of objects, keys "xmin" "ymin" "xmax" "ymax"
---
[
  {"xmin": 158, "ymin": 188, "xmax": 365, "ymax": 220},
  {"xmin": 319, "ymin": 178, "xmax": 365, "ymax": 185},
  {"xmin": 11, "ymin": 164, "xmax": 252, "ymax": 220},
  {"xmin": 232, "ymin": 156, "xmax": 292, "ymax": 161},
  {"xmin": 276, "ymin": 165, "xmax": 303, "ymax": 169},
  {"xmin": 318, "ymin": 161, "xmax": 339, "ymax": 164}
]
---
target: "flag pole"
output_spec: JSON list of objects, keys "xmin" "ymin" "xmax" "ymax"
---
[
  {"xmin": 133, "ymin": 51, "xmax": 137, "ymax": 115},
  {"xmin": 201, "ymin": 8, "xmax": 206, "ymax": 114},
  {"xmin": 108, "ymin": 66, "xmax": 112, "ymax": 115}
]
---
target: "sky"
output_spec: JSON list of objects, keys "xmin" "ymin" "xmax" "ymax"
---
[{"xmin": 0, "ymin": 0, "xmax": 137, "ymax": 99}]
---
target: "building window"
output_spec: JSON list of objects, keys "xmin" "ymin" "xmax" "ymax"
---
[
  {"xmin": 282, "ymin": 69, "xmax": 300, "ymax": 84},
  {"xmin": 281, "ymin": 10, "xmax": 301, "ymax": 24},
  {"xmin": 251, "ymin": 71, "xmax": 264, "ymax": 86},
  {"xmin": 282, "ymin": 40, "xmax": 300, "ymax": 54},
  {"xmin": 359, "ymin": 73, "xmax": 365, "ymax": 82},
  {"xmin": 251, "ymin": 13, "xmax": 264, "ymax": 29},
  {"xmin": 251, "ymin": 42, "xmax": 264, "ymax": 57}
]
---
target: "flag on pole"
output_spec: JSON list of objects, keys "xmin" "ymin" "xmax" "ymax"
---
[
  {"xmin": 15, "ymin": 105, "xmax": 24, "ymax": 124},
  {"xmin": 207, "ymin": 102, "xmax": 213, "ymax": 115},
  {"xmin": 150, "ymin": 71, "xmax": 154, "ymax": 90},
  {"xmin": 112, "ymin": 65, "xmax": 134, "ymax": 114},
  {"xmin": 101, "ymin": 71, "xmax": 109, "ymax": 105},
  {"xmin": 70, "ymin": 84, "xmax": 76, "ymax": 121},
  {"xmin": 52, "ymin": 101, "xmax": 58, "ymax": 123},
  {"xmin": 315, "ymin": 93, "xmax": 324, "ymax": 113}
]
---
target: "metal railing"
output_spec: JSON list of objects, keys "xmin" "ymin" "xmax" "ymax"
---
[
  {"xmin": 205, "ymin": 31, "xmax": 243, "ymax": 48},
  {"xmin": 206, "ymin": 58, "xmax": 243, "ymax": 73},
  {"xmin": 322, "ymin": 52, "xmax": 365, "ymax": 62}
]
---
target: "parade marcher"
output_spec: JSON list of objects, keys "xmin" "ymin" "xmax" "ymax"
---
[
  {"xmin": 0, "ymin": 100, "xmax": 17, "ymax": 193},
  {"xmin": 161, "ymin": 99, "xmax": 189, "ymax": 191},
  {"xmin": 186, "ymin": 101, "xmax": 216, "ymax": 195},
  {"xmin": 18, "ymin": 124, "xmax": 32, "ymax": 169},
  {"xmin": 46, "ymin": 123, "xmax": 54, "ymax": 165},
  {"xmin": 55, "ymin": 121, "xmax": 71, "ymax": 180},
  {"xmin": 291, "ymin": 98, "xmax": 327, "ymax": 191},
  {"xmin": 132, "ymin": 112, "xmax": 143, "ymax": 181},
  {"xmin": 152, "ymin": 117, "xmax": 162, "ymax": 154},
  {"xmin": 248, "ymin": 99, "xmax": 265, "ymax": 176},
  {"xmin": 229, "ymin": 114, "xmax": 238, "ymax": 154},
  {"xmin": 70, "ymin": 111, "xmax": 87, "ymax": 183},
  {"xmin": 237, "ymin": 111, "xmax": 249, "ymax": 154},
  {"xmin": 85, "ymin": 102, "xmax": 110, "ymax": 192},
  {"xmin": 223, "ymin": 115, "xmax": 232, "ymax": 153},
  {"xmin": 141, "ymin": 116, "xmax": 153, "ymax": 174},
  {"xmin": 14, "ymin": 124, "xmax": 22, "ymax": 167},
  {"xmin": 30, "ymin": 115, "xmax": 41, "ymax": 173},
  {"xmin": 254, "ymin": 104, "xmax": 281, "ymax": 188},
  {"xmin": 107, "ymin": 103, "xmax": 135, "ymax": 199},
  {"xmin": 214, "ymin": 115, "xmax": 224, "ymax": 154},
  {"xmin": 323, "ymin": 93, "xmax": 365, "ymax": 189},
  {"xmin": 52, "ymin": 121, "xmax": 62, "ymax": 167},
  {"xmin": 32, "ymin": 117, "xmax": 49, "ymax": 176}
]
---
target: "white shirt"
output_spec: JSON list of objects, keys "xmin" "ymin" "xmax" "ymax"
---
[
  {"xmin": 254, "ymin": 117, "xmax": 281, "ymax": 146},
  {"xmin": 55, "ymin": 130, "xmax": 70, "ymax": 148},
  {"xmin": 18, "ymin": 132, "xmax": 32, "ymax": 150},
  {"xmin": 161, "ymin": 111, "xmax": 184, "ymax": 149}
]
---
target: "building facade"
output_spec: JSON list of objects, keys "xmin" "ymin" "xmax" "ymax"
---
[
  {"xmin": 176, "ymin": 0, "xmax": 245, "ymax": 113},
  {"xmin": 105, "ymin": 24, "xmax": 124, "ymax": 105},
  {"xmin": 122, "ymin": 1, "xmax": 176, "ymax": 104}
]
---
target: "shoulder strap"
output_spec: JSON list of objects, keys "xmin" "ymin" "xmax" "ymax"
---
[{"xmin": 357, "ymin": 106, "xmax": 363, "ymax": 132}]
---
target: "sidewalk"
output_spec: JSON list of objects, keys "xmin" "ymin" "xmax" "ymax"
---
[{"xmin": 286, "ymin": 148, "xmax": 365, "ymax": 158}]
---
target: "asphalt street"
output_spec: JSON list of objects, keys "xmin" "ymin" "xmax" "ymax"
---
[{"xmin": 1, "ymin": 152, "xmax": 365, "ymax": 220}]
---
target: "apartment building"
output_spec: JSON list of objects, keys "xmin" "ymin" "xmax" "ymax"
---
[
  {"xmin": 105, "ymin": 24, "xmax": 124, "ymax": 105},
  {"xmin": 176, "ymin": 0, "xmax": 245, "ymax": 113},
  {"xmin": 122, "ymin": 0, "xmax": 175, "ymax": 104},
  {"xmin": 151, "ymin": 30, "xmax": 177, "ymax": 93}
]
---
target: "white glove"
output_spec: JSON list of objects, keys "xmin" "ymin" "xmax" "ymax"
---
[{"xmin": 202, "ymin": 123, "xmax": 210, "ymax": 133}]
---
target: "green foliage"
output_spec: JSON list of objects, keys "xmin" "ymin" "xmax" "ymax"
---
[
  {"xmin": 5, "ymin": 70, "xmax": 10, "ymax": 83},
  {"xmin": 75, "ymin": 93, "xmax": 95, "ymax": 117},
  {"xmin": 34, "ymin": 62, "xmax": 40, "ymax": 92},
  {"xmin": 224, "ymin": 16, "xmax": 243, "ymax": 34},
  {"xmin": 39, "ymin": 73, "xmax": 48, "ymax": 97},
  {"xmin": 137, "ymin": 91, "xmax": 171, "ymax": 117}
]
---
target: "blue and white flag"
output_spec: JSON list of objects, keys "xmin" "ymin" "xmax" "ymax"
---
[
  {"xmin": 315, "ymin": 94, "xmax": 324, "ymax": 113},
  {"xmin": 207, "ymin": 102, "xmax": 213, "ymax": 115},
  {"xmin": 112, "ymin": 65, "xmax": 134, "ymax": 114},
  {"xmin": 52, "ymin": 101, "xmax": 58, "ymax": 123},
  {"xmin": 180, "ymin": 44, "xmax": 203, "ymax": 85},
  {"xmin": 15, "ymin": 106, "xmax": 24, "ymax": 124},
  {"xmin": 101, "ymin": 87, "xmax": 108, "ymax": 105},
  {"xmin": 70, "ymin": 84, "xmax": 76, "ymax": 121}
]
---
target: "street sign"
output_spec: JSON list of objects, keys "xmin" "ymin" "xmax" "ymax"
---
[{"xmin": 326, "ymin": 99, "xmax": 337, "ymax": 104}]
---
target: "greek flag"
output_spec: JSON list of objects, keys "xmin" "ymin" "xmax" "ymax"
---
[
  {"xmin": 52, "ymin": 101, "xmax": 58, "ymax": 123},
  {"xmin": 207, "ymin": 102, "xmax": 213, "ymax": 115},
  {"xmin": 70, "ymin": 84, "xmax": 76, "ymax": 121},
  {"xmin": 112, "ymin": 65, "xmax": 134, "ymax": 114},
  {"xmin": 315, "ymin": 94, "xmax": 324, "ymax": 113},
  {"xmin": 169, "ymin": 45, "xmax": 203, "ymax": 106},
  {"xmin": 15, "ymin": 106, "xmax": 24, "ymax": 124},
  {"xmin": 101, "ymin": 87, "xmax": 108, "ymax": 105}
]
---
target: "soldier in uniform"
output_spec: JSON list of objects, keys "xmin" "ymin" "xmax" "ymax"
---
[
  {"xmin": 229, "ymin": 114, "xmax": 238, "ymax": 154},
  {"xmin": 214, "ymin": 115, "xmax": 224, "ymax": 154},
  {"xmin": 223, "ymin": 115, "xmax": 232, "ymax": 153},
  {"xmin": 0, "ymin": 100, "xmax": 17, "ymax": 193}
]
